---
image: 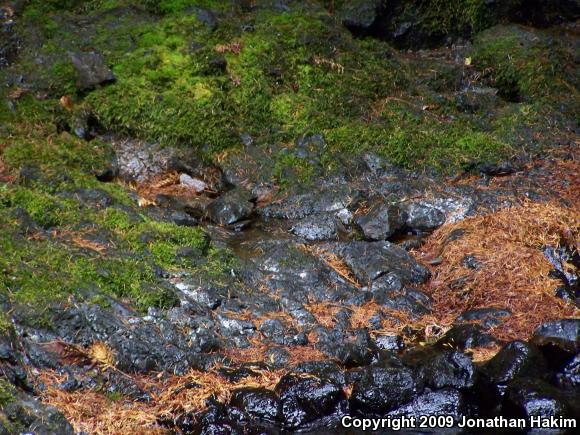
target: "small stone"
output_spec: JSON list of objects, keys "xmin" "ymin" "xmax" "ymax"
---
[
  {"xmin": 179, "ymin": 173, "xmax": 207, "ymax": 192},
  {"xmin": 70, "ymin": 51, "xmax": 115, "ymax": 90}
]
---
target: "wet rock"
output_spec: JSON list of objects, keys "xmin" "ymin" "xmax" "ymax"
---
[
  {"xmin": 69, "ymin": 51, "xmax": 115, "ymax": 90},
  {"xmin": 275, "ymin": 373, "xmax": 345, "ymax": 429},
  {"xmin": 556, "ymin": 354, "xmax": 580, "ymax": 389},
  {"xmin": 400, "ymin": 201, "xmax": 446, "ymax": 231},
  {"xmin": 207, "ymin": 188, "xmax": 254, "ymax": 225},
  {"xmin": 241, "ymin": 241, "xmax": 359, "ymax": 306},
  {"xmin": 404, "ymin": 348, "xmax": 476, "ymax": 389},
  {"xmin": 315, "ymin": 328, "xmax": 377, "ymax": 368},
  {"xmin": 218, "ymin": 315, "xmax": 256, "ymax": 337},
  {"xmin": 350, "ymin": 364, "xmax": 418, "ymax": 414},
  {"xmin": 355, "ymin": 203, "xmax": 406, "ymax": 240},
  {"xmin": 292, "ymin": 361, "xmax": 346, "ymax": 387},
  {"xmin": 290, "ymin": 213, "xmax": 338, "ymax": 241},
  {"xmin": 171, "ymin": 210, "xmax": 197, "ymax": 227},
  {"xmin": 438, "ymin": 324, "xmax": 497, "ymax": 350},
  {"xmin": 324, "ymin": 241, "xmax": 430, "ymax": 285},
  {"xmin": 230, "ymin": 388, "xmax": 279, "ymax": 422},
  {"xmin": 261, "ymin": 186, "xmax": 355, "ymax": 220},
  {"xmin": 337, "ymin": 0, "xmax": 382, "ymax": 29},
  {"xmin": 177, "ymin": 284, "xmax": 222, "ymax": 309},
  {"xmin": 374, "ymin": 334, "xmax": 404, "ymax": 352},
  {"xmin": 156, "ymin": 194, "xmax": 212, "ymax": 218},
  {"xmin": 0, "ymin": 392, "xmax": 74, "ymax": 434},
  {"xmin": 531, "ymin": 319, "xmax": 580, "ymax": 355},
  {"xmin": 455, "ymin": 308, "xmax": 511, "ymax": 330},
  {"xmin": 184, "ymin": 400, "xmax": 246, "ymax": 434},
  {"xmin": 389, "ymin": 388, "xmax": 466, "ymax": 420},
  {"xmin": 544, "ymin": 245, "xmax": 579, "ymax": 304},
  {"xmin": 479, "ymin": 341, "xmax": 548, "ymax": 404},
  {"xmin": 72, "ymin": 188, "xmax": 113, "ymax": 209},
  {"xmin": 503, "ymin": 378, "xmax": 575, "ymax": 420},
  {"xmin": 460, "ymin": 254, "xmax": 481, "ymax": 270},
  {"xmin": 479, "ymin": 161, "xmax": 516, "ymax": 177},
  {"xmin": 374, "ymin": 287, "xmax": 432, "ymax": 317},
  {"xmin": 264, "ymin": 347, "xmax": 290, "ymax": 368},
  {"xmin": 112, "ymin": 138, "xmax": 177, "ymax": 183},
  {"xmin": 179, "ymin": 173, "xmax": 207, "ymax": 192}
]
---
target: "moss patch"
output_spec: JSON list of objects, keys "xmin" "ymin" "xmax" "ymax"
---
[{"xmin": 0, "ymin": 93, "xmax": 234, "ymax": 327}]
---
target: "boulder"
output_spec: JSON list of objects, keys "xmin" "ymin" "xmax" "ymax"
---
[
  {"xmin": 207, "ymin": 188, "xmax": 254, "ymax": 225},
  {"xmin": 70, "ymin": 51, "xmax": 115, "ymax": 90}
]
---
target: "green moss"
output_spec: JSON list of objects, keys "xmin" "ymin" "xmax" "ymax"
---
[
  {"xmin": 471, "ymin": 25, "xmax": 574, "ymax": 102},
  {"xmin": 0, "ymin": 380, "xmax": 16, "ymax": 408},
  {"xmin": 417, "ymin": 0, "xmax": 492, "ymax": 35}
]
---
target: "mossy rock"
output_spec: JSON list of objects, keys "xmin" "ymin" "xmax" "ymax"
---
[{"xmin": 471, "ymin": 24, "xmax": 577, "ymax": 102}]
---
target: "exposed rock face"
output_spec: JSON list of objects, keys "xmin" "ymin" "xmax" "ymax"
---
[
  {"xmin": 207, "ymin": 187, "xmax": 254, "ymax": 225},
  {"xmin": 70, "ymin": 51, "xmax": 115, "ymax": 90}
]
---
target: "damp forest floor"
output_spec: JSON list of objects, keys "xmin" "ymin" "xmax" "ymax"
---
[{"xmin": 0, "ymin": 1, "xmax": 579, "ymax": 434}]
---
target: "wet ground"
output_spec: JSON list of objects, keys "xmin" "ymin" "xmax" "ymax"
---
[{"xmin": 0, "ymin": 1, "xmax": 579, "ymax": 433}]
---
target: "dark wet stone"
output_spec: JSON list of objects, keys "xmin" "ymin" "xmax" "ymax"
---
[
  {"xmin": 264, "ymin": 347, "xmax": 290, "ymax": 368},
  {"xmin": 112, "ymin": 138, "xmax": 177, "ymax": 183},
  {"xmin": 315, "ymin": 328, "xmax": 377, "ymax": 368},
  {"xmin": 171, "ymin": 210, "xmax": 198, "ymax": 227},
  {"xmin": 404, "ymin": 348, "xmax": 476, "ymax": 389},
  {"xmin": 460, "ymin": 254, "xmax": 481, "ymax": 270},
  {"xmin": 323, "ymin": 241, "xmax": 430, "ymax": 285},
  {"xmin": 275, "ymin": 373, "xmax": 345, "ymax": 429},
  {"xmin": 479, "ymin": 161, "xmax": 515, "ymax": 177},
  {"xmin": 183, "ymin": 401, "xmax": 246, "ymax": 435},
  {"xmin": 455, "ymin": 308, "xmax": 511, "ymax": 330},
  {"xmin": 177, "ymin": 285, "xmax": 222, "ymax": 310},
  {"xmin": 374, "ymin": 287, "xmax": 432, "ymax": 317},
  {"xmin": 218, "ymin": 366, "xmax": 263, "ymax": 383},
  {"xmin": 72, "ymin": 188, "xmax": 113, "ymax": 209},
  {"xmin": 356, "ymin": 203, "xmax": 405, "ymax": 241},
  {"xmin": 544, "ymin": 245, "xmax": 579, "ymax": 304},
  {"xmin": 292, "ymin": 361, "xmax": 346, "ymax": 387},
  {"xmin": 556, "ymin": 354, "xmax": 580, "ymax": 389},
  {"xmin": 230, "ymin": 388, "xmax": 279, "ymax": 422},
  {"xmin": 207, "ymin": 187, "xmax": 254, "ymax": 225},
  {"xmin": 532, "ymin": 319, "xmax": 580, "ymax": 355},
  {"xmin": 259, "ymin": 318, "xmax": 285, "ymax": 338},
  {"xmin": 1, "ymin": 393, "xmax": 74, "ymax": 435},
  {"xmin": 483, "ymin": 341, "xmax": 547, "ymax": 385},
  {"xmin": 70, "ymin": 51, "xmax": 115, "ymax": 90},
  {"xmin": 438, "ymin": 324, "xmax": 496, "ymax": 350},
  {"xmin": 389, "ymin": 388, "xmax": 466, "ymax": 421},
  {"xmin": 241, "ymin": 240, "xmax": 359, "ymax": 306},
  {"xmin": 218, "ymin": 315, "xmax": 256, "ymax": 337},
  {"xmin": 290, "ymin": 213, "xmax": 338, "ymax": 241},
  {"xmin": 503, "ymin": 378, "xmax": 575, "ymax": 420},
  {"xmin": 59, "ymin": 375, "xmax": 81, "ymax": 392},
  {"xmin": 95, "ymin": 166, "xmax": 118, "ymax": 182},
  {"xmin": 374, "ymin": 334, "xmax": 404, "ymax": 352},
  {"xmin": 156, "ymin": 194, "xmax": 212, "ymax": 218},
  {"xmin": 260, "ymin": 186, "xmax": 355, "ymax": 220},
  {"xmin": 350, "ymin": 365, "xmax": 417, "ymax": 414},
  {"xmin": 400, "ymin": 201, "xmax": 446, "ymax": 231}
]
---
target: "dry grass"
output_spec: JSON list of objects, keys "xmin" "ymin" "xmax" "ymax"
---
[
  {"xmin": 38, "ymin": 364, "xmax": 286, "ymax": 435},
  {"xmin": 135, "ymin": 170, "xmax": 219, "ymax": 204},
  {"xmin": 414, "ymin": 200, "xmax": 579, "ymax": 342}
]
